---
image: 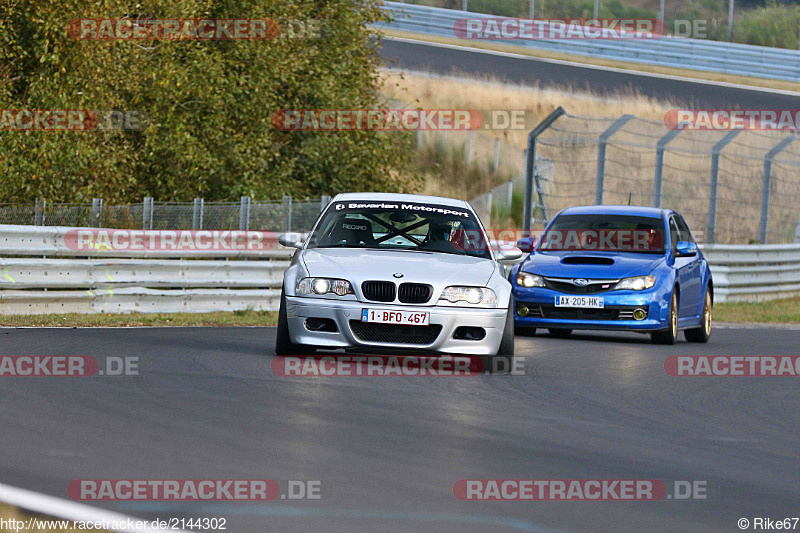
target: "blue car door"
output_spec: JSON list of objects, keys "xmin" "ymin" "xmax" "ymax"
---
[{"xmin": 669, "ymin": 215, "xmax": 701, "ymax": 319}]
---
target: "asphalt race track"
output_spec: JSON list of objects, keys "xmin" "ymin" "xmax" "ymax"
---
[
  {"xmin": 1, "ymin": 326, "xmax": 798, "ymax": 532},
  {"xmin": 379, "ymin": 38, "xmax": 800, "ymax": 109}
]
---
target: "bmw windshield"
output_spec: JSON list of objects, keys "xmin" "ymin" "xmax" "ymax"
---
[{"xmin": 306, "ymin": 201, "xmax": 492, "ymax": 259}]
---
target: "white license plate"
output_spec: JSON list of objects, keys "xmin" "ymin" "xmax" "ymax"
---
[
  {"xmin": 361, "ymin": 309, "xmax": 430, "ymax": 326},
  {"xmin": 555, "ymin": 295, "xmax": 604, "ymax": 308}
]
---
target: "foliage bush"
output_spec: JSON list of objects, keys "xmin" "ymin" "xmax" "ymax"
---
[{"xmin": 0, "ymin": 0, "xmax": 420, "ymax": 203}]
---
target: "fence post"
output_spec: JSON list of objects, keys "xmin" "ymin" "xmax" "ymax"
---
[
  {"xmin": 320, "ymin": 195, "xmax": 331, "ymax": 211},
  {"xmin": 416, "ymin": 129, "xmax": 422, "ymax": 149},
  {"xmin": 283, "ymin": 195, "xmax": 293, "ymax": 233},
  {"xmin": 524, "ymin": 107, "xmax": 565, "ymax": 235},
  {"xmin": 653, "ymin": 129, "xmax": 682, "ymax": 207},
  {"xmin": 707, "ymin": 130, "xmax": 741, "ymax": 244},
  {"xmin": 493, "ymin": 138, "xmax": 500, "ymax": 171},
  {"xmin": 143, "ymin": 197, "xmax": 153, "ymax": 230},
  {"xmin": 466, "ymin": 130, "xmax": 473, "ymax": 165},
  {"xmin": 441, "ymin": 130, "xmax": 447, "ymax": 153},
  {"xmin": 34, "ymin": 198, "xmax": 44, "ymax": 226},
  {"xmin": 795, "ymin": 217, "xmax": 800, "ymax": 243},
  {"xmin": 759, "ymin": 135, "xmax": 794, "ymax": 244},
  {"xmin": 192, "ymin": 198, "xmax": 204, "ymax": 230},
  {"xmin": 92, "ymin": 198, "xmax": 103, "ymax": 227},
  {"xmin": 595, "ymin": 114, "xmax": 634, "ymax": 205},
  {"xmin": 239, "ymin": 196, "xmax": 251, "ymax": 231}
]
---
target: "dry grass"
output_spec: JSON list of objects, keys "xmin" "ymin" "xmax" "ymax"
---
[{"xmin": 383, "ymin": 70, "xmax": 675, "ymax": 151}]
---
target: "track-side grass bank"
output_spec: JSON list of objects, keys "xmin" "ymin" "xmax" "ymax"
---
[{"xmin": 0, "ymin": 310, "xmax": 278, "ymax": 328}]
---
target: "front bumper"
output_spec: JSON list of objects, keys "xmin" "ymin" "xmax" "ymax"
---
[
  {"xmin": 286, "ymin": 296, "xmax": 508, "ymax": 355},
  {"xmin": 512, "ymin": 287, "xmax": 669, "ymax": 332}
]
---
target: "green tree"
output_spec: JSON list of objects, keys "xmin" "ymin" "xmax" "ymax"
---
[{"xmin": 0, "ymin": 0, "xmax": 419, "ymax": 203}]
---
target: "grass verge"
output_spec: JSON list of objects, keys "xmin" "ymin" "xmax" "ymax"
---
[
  {"xmin": 0, "ymin": 502, "xmax": 109, "ymax": 532},
  {"xmin": 714, "ymin": 297, "xmax": 800, "ymax": 324},
  {"xmin": 0, "ymin": 310, "xmax": 278, "ymax": 328},
  {"xmin": 380, "ymin": 29, "xmax": 800, "ymax": 93}
]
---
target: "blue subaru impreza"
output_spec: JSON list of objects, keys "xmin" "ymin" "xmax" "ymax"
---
[{"xmin": 510, "ymin": 206, "xmax": 712, "ymax": 344}]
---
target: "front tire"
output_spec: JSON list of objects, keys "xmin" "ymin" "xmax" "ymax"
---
[
  {"xmin": 685, "ymin": 288, "xmax": 712, "ymax": 343},
  {"xmin": 275, "ymin": 289, "xmax": 306, "ymax": 356},
  {"xmin": 651, "ymin": 291, "xmax": 678, "ymax": 345},
  {"xmin": 483, "ymin": 302, "xmax": 515, "ymax": 374}
]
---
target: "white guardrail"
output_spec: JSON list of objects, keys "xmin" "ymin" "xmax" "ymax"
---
[
  {"xmin": 0, "ymin": 224, "xmax": 799, "ymax": 314},
  {"xmin": 379, "ymin": 2, "xmax": 800, "ymax": 82}
]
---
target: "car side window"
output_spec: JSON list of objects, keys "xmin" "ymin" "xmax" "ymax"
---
[
  {"xmin": 669, "ymin": 217, "xmax": 681, "ymax": 251},
  {"xmin": 675, "ymin": 216, "xmax": 695, "ymax": 244}
]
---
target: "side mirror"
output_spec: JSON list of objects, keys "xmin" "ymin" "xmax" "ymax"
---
[
  {"xmin": 516, "ymin": 237, "xmax": 536, "ymax": 253},
  {"xmin": 278, "ymin": 233, "xmax": 304, "ymax": 250},
  {"xmin": 675, "ymin": 241, "xmax": 698, "ymax": 257},
  {"xmin": 496, "ymin": 246, "xmax": 523, "ymax": 261}
]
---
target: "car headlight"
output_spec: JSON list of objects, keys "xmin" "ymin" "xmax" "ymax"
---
[
  {"xmin": 517, "ymin": 272, "xmax": 545, "ymax": 288},
  {"xmin": 297, "ymin": 277, "xmax": 353, "ymax": 296},
  {"xmin": 613, "ymin": 275, "xmax": 656, "ymax": 291},
  {"xmin": 439, "ymin": 286, "xmax": 498, "ymax": 306}
]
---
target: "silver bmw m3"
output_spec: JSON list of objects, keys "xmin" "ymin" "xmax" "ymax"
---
[{"xmin": 275, "ymin": 192, "xmax": 521, "ymax": 368}]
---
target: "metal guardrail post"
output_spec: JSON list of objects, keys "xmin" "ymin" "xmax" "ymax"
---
[
  {"xmin": 34, "ymin": 198, "xmax": 44, "ymax": 226},
  {"xmin": 707, "ymin": 131, "xmax": 741, "ymax": 244},
  {"xmin": 239, "ymin": 196, "xmax": 251, "ymax": 231},
  {"xmin": 284, "ymin": 195, "xmax": 293, "ymax": 233},
  {"xmin": 524, "ymin": 106, "xmax": 565, "ymax": 235},
  {"xmin": 142, "ymin": 197, "xmax": 153, "ymax": 230},
  {"xmin": 320, "ymin": 195, "xmax": 331, "ymax": 211},
  {"xmin": 493, "ymin": 138, "xmax": 500, "ymax": 171},
  {"xmin": 192, "ymin": 198, "xmax": 204, "ymax": 230},
  {"xmin": 595, "ymin": 114, "xmax": 634, "ymax": 205},
  {"xmin": 466, "ymin": 130, "xmax": 473, "ymax": 165},
  {"xmin": 759, "ymin": 135, "xmax": 794, "ymax": 244},
  {"xmin": 653, "ymin": 129, "xmax": 682, "ymax": 207},
  {"xmin": 92, "ymin": 198, "xmax": 103, "ymax": 227}
]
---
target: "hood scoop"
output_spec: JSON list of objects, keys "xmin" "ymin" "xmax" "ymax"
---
[{"xmin": 561, "ymin": 256, "xmax": 615, "ymax": 265}]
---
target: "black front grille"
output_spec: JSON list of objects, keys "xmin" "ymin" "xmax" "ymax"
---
[
  {"xmin": 362, "ymin": 281, "xmax": 396, "ymax": 302},
  {"xmin": 349, "ymin": 321, "xmax": 442, "ymax": 345},
  {"xmin": 529, "ymin": 305, "xmax": 641, "ymax": 321},
  {"xmin": 544, "ymin": 278, "xmax": 615, "ymax": 294},
  {"xmin": 398, "ymin": 283, "xmax": 433, "ymax": 304}
]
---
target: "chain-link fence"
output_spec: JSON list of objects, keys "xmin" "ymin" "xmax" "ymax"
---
[
  {"xmin": 0, "ymin": 196, "xmax": 331, "ymax": 233},
  {"xmin": 466, "ymin": 109, "xmax": 800, "ymax": 244}
]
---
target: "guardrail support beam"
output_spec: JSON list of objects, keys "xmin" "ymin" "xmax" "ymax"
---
[
  {"xmin": 707, "ymin": 130, "xmax": 741, "ymax": 244},
  {"xmin": 653, "ymin": 129, "xmax": 682, "ymax": 207},
  {"xmin": 524, "ymin": 106, "xmax": 565, "ymax": 235},
  {"xmin": 596, "ymin": 115, "xmax": 634, "ymax": 205},
  {"xmin": 759, "ymin": 135, "xmax": 794, "ymax": 244}
]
